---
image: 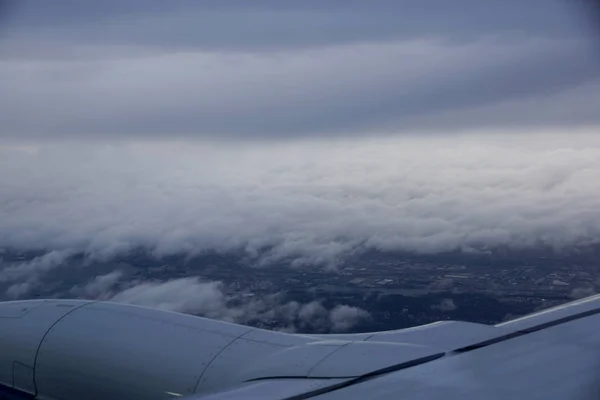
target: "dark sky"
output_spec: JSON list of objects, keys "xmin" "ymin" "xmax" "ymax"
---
[{"xmin": 1, "ymin": 0, "xmax": 599, "ymax": 141}]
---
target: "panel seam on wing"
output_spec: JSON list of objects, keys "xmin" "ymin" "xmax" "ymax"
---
[
  {"xmin": 192, "ymin": 327, "xmax": 257, "ymax": 394},
  {"xmin": 31, "ymin": 301, "xmax": 97, "ymax": 397},
  {"xmin": 282, "ymin": 353, "xmax": 446, "ymax": 400},
  {"xmin": 305, "ymin": 342, "xmax": 352, "ymax": 377},
  {"xmin": 453, "ymin": 305, "xmax": 600, "ymax": 353}
]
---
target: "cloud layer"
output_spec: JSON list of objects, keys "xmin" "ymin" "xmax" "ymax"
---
[
  {"xmin": 1, "ymin": 134, "xmax": 599, "ymax": 268},
  {"xmin": 5, "ymin": 1, "xmax": 590, "ymax": 51},
  {"xmin": 1, "ymin": 1, "xmax": 598, "ymax": 139}
]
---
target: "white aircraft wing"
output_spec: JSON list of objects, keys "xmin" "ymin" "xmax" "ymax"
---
[{"xmin": 1, "ymin": 294, "xmax": 600, "ymax": 400}]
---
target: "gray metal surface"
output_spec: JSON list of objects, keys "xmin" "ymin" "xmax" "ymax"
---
[
  {"xmin": 307, "ymin": 341, "xmax": 441, "ymax": 378},
  {"xmin": 237, "ymin": 341, "xmax": 345, "ymax": 381},
  {"xmin": 496, "ymin": 292, "xmax": 600, "ymax": 330},
  {"xmin": 35, "ymin": 301, "xmax": 237, "ymax": 400},
  {"xmin": 311, "ymin": 321, "xmax": 503, "ymax": 350},
  {"xmin": 195, "ymin": 338, "xmax": 288, "ymax": 394},
  {"xmin": 0, "ymin": 300, "xmax": 333, "ymax": 399},
  {"xmin": 314, "ymin": 309, "xmax": 600, "ymax": 400},
  {"xmin": 2, "ymin": 295, "xmax": 600, "ymax": 400},
  {"xmin": 0, "ymin": 299, "xmax": 311, "ymax": 399},
  {"xmin": 0, "ymin": 300, "xmax": 92, "ymax": 395},
  {"xmin": 189, "ymin": 379, "xmax": 349, "ymax": 400}
]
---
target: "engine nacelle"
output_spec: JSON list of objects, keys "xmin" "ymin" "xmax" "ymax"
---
[
  {"xmin": 0, "ymin": 299, "xmax": 503, "ymax": 400},
  {"xmin": 0, "ymin": 300, "xmax": 314, "ymax": 399}
]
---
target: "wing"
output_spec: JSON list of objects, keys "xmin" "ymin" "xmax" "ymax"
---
[
  {"xmin": 189, "ymin": 293, "xmax": 600, "ymax": 400},
  {"xmin": 307, "ymin": 294, "xmax": 600, "ymax": 400},
  {"xmin": 1, "ymin": 294, "xmax": 600, "ymax": 400}
]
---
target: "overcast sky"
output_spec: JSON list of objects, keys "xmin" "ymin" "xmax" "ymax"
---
[
  {"xmin": 1, "ymin": 0, "xmax": 599, "ymax": 141},
  {"xmin": 1, "ymin": 2, "xmax": 600, "ymax": 319},
  {"xmin": 0, "ymin": 3, "xmax": 599, "ymax": 266}
]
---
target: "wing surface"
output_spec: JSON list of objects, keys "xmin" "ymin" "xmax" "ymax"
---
[{"xmin": 188, "ymin": 294, "xmax": 600, "ymax": 400}]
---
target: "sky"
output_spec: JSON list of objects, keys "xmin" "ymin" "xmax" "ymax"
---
[
  {"xmin": 1, "ymin": 0, "xmax": 599, "ymax": 140},
  {"xmin": 1, "ymin": 2, "xmax": 599, "ymax": 318}
]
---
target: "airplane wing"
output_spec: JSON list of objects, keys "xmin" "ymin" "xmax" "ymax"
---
[{"xmin": 1, "ymin": 294, "xmax": 600, "ymax": 400}]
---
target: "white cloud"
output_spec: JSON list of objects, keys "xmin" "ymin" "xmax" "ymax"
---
[
  {"xmin": 1, "ymin": 134, "xmax": 599, "ymax": 267},
  {"xmin": 70, "ymin": 270, "xmax": 124, "ymax": 299},
  {"xmin": 569, "ymin": 286, "xmax": 596, "ymax": 300},
  {"xmin": 109, "ymin": 278, "xmax": 233, "ymax": 320},
  {"xmin": 329, "ymin": 304, "xmax": 371, "ymax": 331},
  {"xmin": 432, "ymin": 298, "xmax": 457, "ymax": 312},
  {"xmin": 102, "ymin": 276, "xmax": 368, "ymax": 332},
  {"xmin": 6, "ymin": 282, "xmax": 33, "ymax": 299},
  {"xmin": 0, "ymin": 250, "xmax": 73, "ymax": 297},
  {"xmin": 0, "ymin": 250, "xmax": 72, "ymax": 283}
]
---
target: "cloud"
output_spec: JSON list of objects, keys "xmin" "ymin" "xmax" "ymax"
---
[
  {"xmin": 297, "ymin": 301, "xmax": 329, "ymax": 329},
  {"xmin": 329, "ymin": 304, "xmax": 371, "ymax": 331},
  {"xmin": 6, "ymin": 281, "xmax": 32, "ymax": 299},
  {"xmin": 3, "ymin": 1, "xmax": 590, "ymax": 52},
  {"xmin": 0, "ymin": 250, "xmax": 72, "ymax": 283},
  {"xmin": 0, "ymin": 250, "xmax": 73, "ymax": 297},
  {"xmin": 432, "ymin": 298, "xmax": 458, "ymax": 312},
  {"xmin": 1, "ymin": 37, "xmax": 598, "ymax": 140},
  {"xmin": 0, "ymin": 1, "xmax": 598, "ymax": 139},
  {"xmin": 569, "ymin": 286, "xmax": 596, "ymax": 300},
  {"xmin": 109, "ymin": 278, "xmax": 232, "ymax": 318},
  {"xmin": 1, "ymin": 134, "xmax": 599, "ymax": 267},
  {"xmin": 91, "ymin": 276, "xmax": 369, "ymax": 332},
  {"xmin": 70, "ymin": 270, "xmax": 124, "ymax": 299}
]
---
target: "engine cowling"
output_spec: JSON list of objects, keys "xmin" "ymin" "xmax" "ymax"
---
[
  {"xmin": 0, "ymin": 299, "xmax": 502, "ymax": 400},
  {"xmin": 0, "ymin": 300, "xmax": 314, "ymax": 399}
]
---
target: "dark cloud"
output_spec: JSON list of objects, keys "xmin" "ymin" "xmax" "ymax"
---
[
  {"xmin": 3, "ymin": 1, "xmax": 589, "ymax": 51},
  {"xmin": 0, "ymin": 1, "xmax": 599, "ymax": 139},
  {"xmin": 1, "ymin": 37, "xmax": 598, "ymax": 140}
]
